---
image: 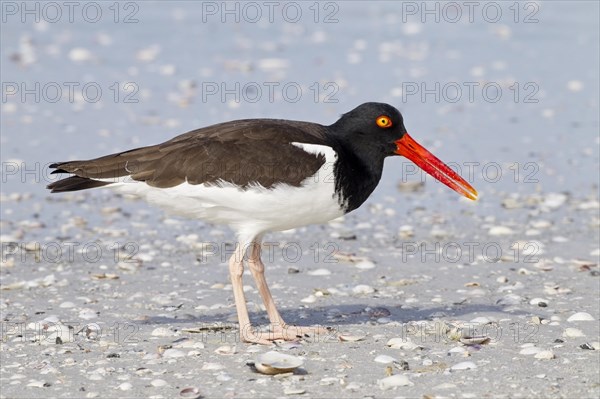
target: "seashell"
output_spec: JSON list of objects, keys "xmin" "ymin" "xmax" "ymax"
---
[
  {"xmin": 488, "ymin": 226, "xmax": 513, "ymax": 236},
  {"xmin": 117, "ymin": 382, "xmax": 133, "ymax": 391},
  {"xmin": 181, "ymin": 324, "xmax": 233, "ymax": 333},
  {"xmin": 162, "ymin": 349, "xmax": 186, "ymax": 358},
  {"xmin": 254, "ymin": 351, "xmax": 303, "ymax": 375},
  {"xmin": 339, "ymin": 334, "xmax": 366, "ymax": 342},
  {"xmin": 91, "ymin": 273, "xmax": 119, "ymax": 280},
  {"xmin": 529, "ymin": 298, "xmax": 549, "ymax": 306},
  {"xmin": 151, "ymin": 327, "xmax": 173, "ymax": 337},
  {"xmin": 214, "ymin": 345, "xmax": 236, "ymax": 355},
  {"xmin": 300, "ymin": 295, "xmax": 317, "ymax": 303},
  {"xmin": 460, "ymin": 335, "xmax": 490, "ymax": 345},
  {"xmin": 378, "ymin": 374, "xmax": 413, "ymax": 390},
  {"xmin": 520, "ymin": 346, "xmax": 542, "ymax": 355},
  {"xmin": 567, "ymin": 312, "xmax": 594, "ymax": 322},
  {"xmin": 332, "ymin": 252, "xmax": 368, "ymax": 263},
  {"xmin": 201, "ymin": 363, "xmax": 224, "ymax": 371},
  {"xmin": 26, "ymin": 380, "xmax": 47, "ymax": 388},
  {"xmin": 534, "ymin": 350, "xmax": 555, "ymax": 359},
  {"xmin": 41, "ymin": 323, "xmax": 71, "ymax": 345},
  {"xmin": 386, "ymin": 337, "xmax": 423, "ymax": 351},
  {"xmin": 470, "ymin": 316, "xmax": 494, "ymax": 325},
  {"xmin": 307, "ymin": 268, "xmax": 331, "ymax": 276},
  {"xmin": 283, "ymin": 388, "xmax": 306, "ymax": 395},
  {"xmin": 179, "ymin": 387, "xmax": 202, "ymax": 398},
  {"xmin": 374, "ymin": 355, "xmax": 397, "ymax": 364},
  {"xmin": 355, "ymin": 260, "xmax": 376, "ymax": 270},
  {"xmin": 580, "ymin": 342, "xmax": 600, "ymax": 350},
  {"xmin": 563, "ymin": 328, "xmax": 585, "ymax": 338},
  {"xmin": 69, "ymin": 47, "xmax": 93, "ymax": 62},
  {"xmin": 352, "ymin": 285, "xmax": 375, "ymax": 295},
  {"xmin": 542, "ymin": 193, "xmax": 567, "ymax": 209},
  {"xmin": 450, "ymin": 361, "xmax": 477, "ymax": 371}
]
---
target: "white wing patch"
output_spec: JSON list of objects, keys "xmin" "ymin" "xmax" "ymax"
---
[
  {"xmin": 291, "ymin": 142, "xmax": 338, "ymax": 184},
  {"xmin": 291, "ymin": 142, "xmax": 337, "ymax": 161},
  {"xmin": 291, "ymin": 142, "xmax": 346, "ymax": 208}
]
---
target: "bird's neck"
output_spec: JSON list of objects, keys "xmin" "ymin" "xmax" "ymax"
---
[{"xmin": 332, "ymin": 143, "xmax": 385, "ymax": 213}]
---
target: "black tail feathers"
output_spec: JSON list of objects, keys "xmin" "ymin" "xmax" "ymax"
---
[{"xmin": 47, "ymin": 176, "xmax": 111, "ymax": 193}]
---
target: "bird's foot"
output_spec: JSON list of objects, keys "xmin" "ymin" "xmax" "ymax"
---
[
  {"xmin": 238, "ymin": 325, "xmax": 282, "ymax": 345},
  {"xmin": 240, "ymin": 334, "xmax": 278, "ymax": 345}
]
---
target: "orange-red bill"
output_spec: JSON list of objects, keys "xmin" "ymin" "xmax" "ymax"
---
[{"xmin": 395, "ymin": 133, "xmax": 478, "ymax": 201}]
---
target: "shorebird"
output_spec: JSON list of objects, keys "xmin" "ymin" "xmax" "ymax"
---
[{"xmin": 48, "ymin": 102, "xmax": 477, "ymax": 344}]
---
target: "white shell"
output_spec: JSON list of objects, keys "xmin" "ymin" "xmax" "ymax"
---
[
  {"xmin": 214, "ymin": 345, "xmax": 236, "ymax": 355},
  {"xmin": 534, "ymin": 350, "xmax": 556, "ymax": 359},
  {"xmin": 488, "ymin": 226, "xmax": 514, "ymax": 236},
  {"xmin": 386, "ymin": 338, "xmax": 423, "ymax": 351},
  {"xmin": 283, "ymin": 388, "xmax": 306, "ymax": 395},
  {"xmin": 470, "ymin": 316, "xmax": 494, "ymax": 325},
  {"xmin": 339, "ymin": 334, "xmax": 366, "ymax": 342},
  {"xmin": 450, "ymin": 361, "xmax": 477, "ymax": 371},
  {"xmin": 529, "ymin": 298, "xmax": 549, "ymax": 306},
  {"xmin": 355, "ymin": 260, "xmax": 376, "ymax": 270},
  {"xmin": 563, "ymin": 328, "xmax": 585, "ymax": 338},
  {"xmin": 151, "ymin": 379, "xmax": 168, "ymax": 387},
  {"xmin": 307, "ymin": 268, "xmax": 332, "ymax": 276},
  {"xmin": 374, "ymin": 355, "xmax": 397, "ymax": 364},
  {"xmin": 567, "ymin": 312, "xmax": 595, "ymax": 322},
  {"xmin": 460, "ymin": 335, "xmax": 491, "ymax": 345},
  {"xmin": 520, "ymin": 347, "xmax": 543, "ymax": 355},
  {"xmin": 179, "ymin": 387, "xmax": 202, "ymax": 398},
  {"xmin": 378, "ymin": 374, "xmax": 413, "ymax": 390},
  {"xmin": 162, "ymin": 349, "xmax": 186, "ymax": 358},
  {"xmin": 254, "ymin": 351, "xmax": 303, "ymax": 375}
]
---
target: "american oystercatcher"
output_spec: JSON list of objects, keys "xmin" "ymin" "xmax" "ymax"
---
[{"xmin": 48, "ymin": 102, "xmax": 477, "ymax": 344}]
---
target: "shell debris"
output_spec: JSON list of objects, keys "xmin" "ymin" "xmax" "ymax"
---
[{"xmin": 253, "ymin": 351, "xmax": 304, "ymax": 375}]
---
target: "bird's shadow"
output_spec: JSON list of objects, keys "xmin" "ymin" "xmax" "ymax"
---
[{"xmin": 141, "ymin": 302, "xmax": 530, "ymax": 331}]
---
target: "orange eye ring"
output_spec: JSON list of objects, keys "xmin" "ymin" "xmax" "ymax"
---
[{"xmin": 376, "ymin": 115, "xmax": 392, "ymax": 128}]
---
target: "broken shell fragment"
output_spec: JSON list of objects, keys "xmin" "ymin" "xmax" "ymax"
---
[
  {"xmin": 339, "ymin": 334, "xmax": 366, "ymax": 342},
  {"xmin": 534, "ymin": 350, "xmax": 556, "ymax": 360},
  {"xmin": 460, "ymin": 335, "xmax": 491, "ymax": 345},
  {"xmin": 374, "ymin": 355, "xmax": 397, "ymax": 364},
  {"xmin": 563, "ymin": 328, "xmax": 585, "ymax": 338},
  {"xmin": 567, "ymin": 312, "xmax": 595, "ymax": 322},
  {"xmin": 179, "ymin": 387, "xmax": 202, "ymax": 398},
  {"xmin": 451, "ymin": 361, "xmax": 477, "ymax": 371},
  {"xmin": 386, "ymin": 338, "xmax": 423, "ymax": 351},
  {"xmin": 378, "ymin": 374, "xmax": 414, "ymax": 390},
  {"xmin": 254, "ymin": 351, "xmax": 304, "ymax": 375}
]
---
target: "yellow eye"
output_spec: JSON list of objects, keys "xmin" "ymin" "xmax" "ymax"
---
[{"xmin": 376, "ymin": 115, "xmax": 392, "ymax": 128}]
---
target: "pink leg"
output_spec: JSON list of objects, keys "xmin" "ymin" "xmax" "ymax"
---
[
  {"xmin": 247, "ymin": 240, "xmax": 286, "ymax": 326},
  {"xmin": 228, "ymin": 241, "xmax": 273, "ymax": 345},
  {"xmin": 246, "ymin": 239, "xmax": 335, "ymax": 342}
]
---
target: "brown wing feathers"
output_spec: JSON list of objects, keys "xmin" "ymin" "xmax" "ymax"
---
[{"xmin": 47, "ymin": 120, "xmax": 328, "ymax": 193}]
